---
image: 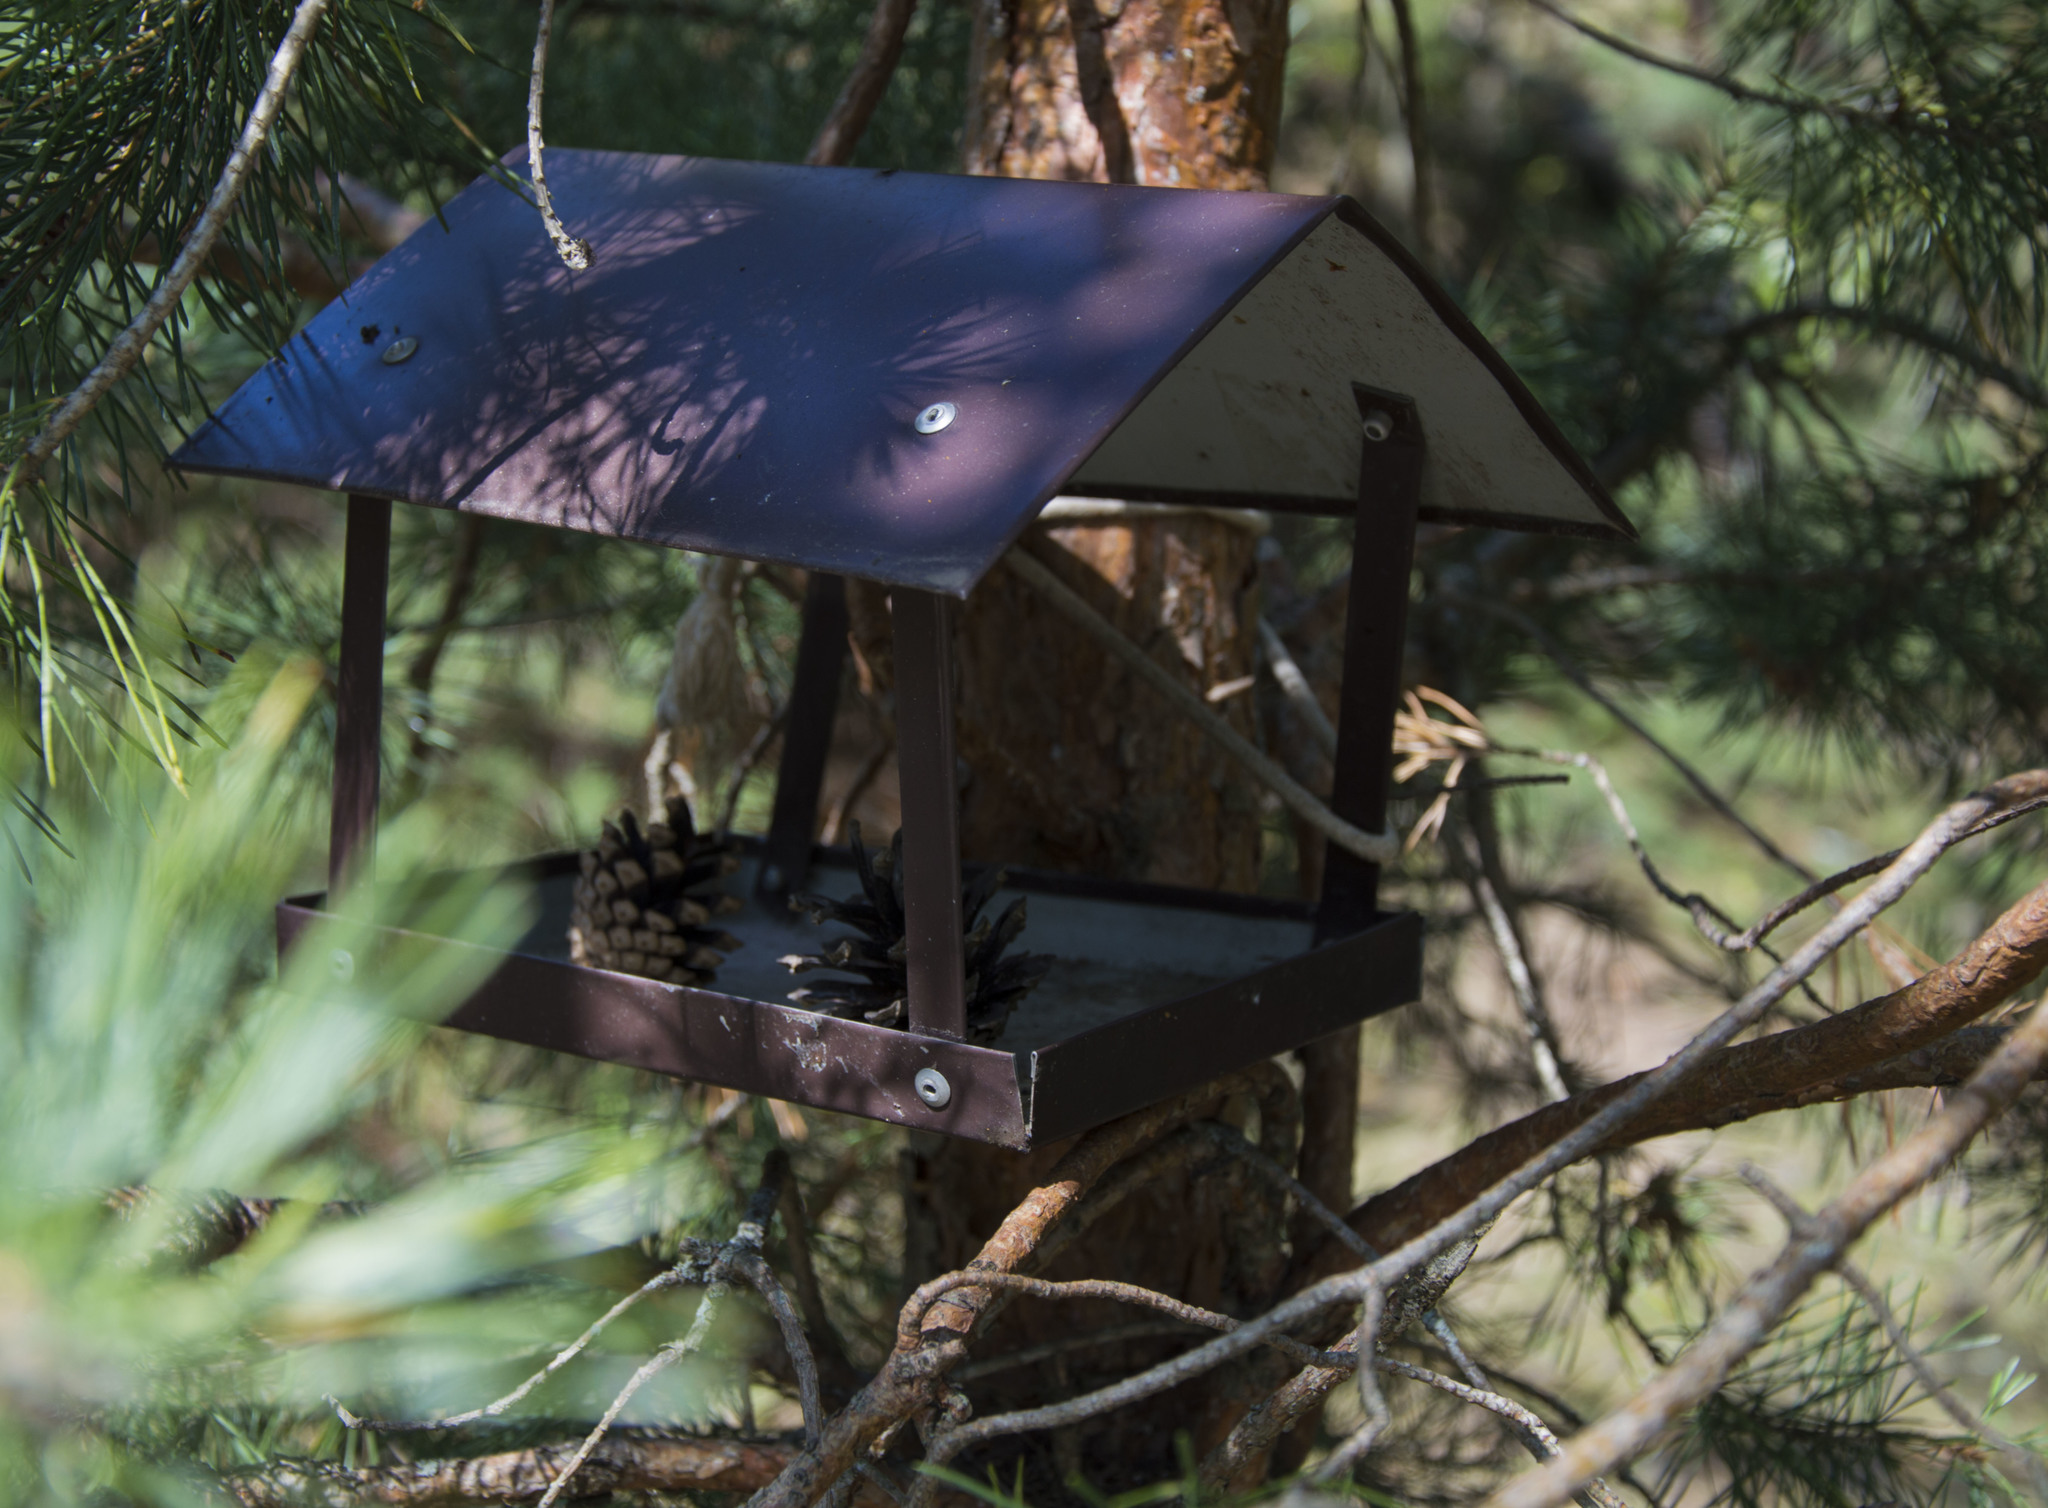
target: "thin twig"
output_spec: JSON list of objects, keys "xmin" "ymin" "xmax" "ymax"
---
[
  {"xmin": 1006, "ymin": 550, "xmax": 1396, "ymax": 864},
  {"xmin": 821, "ymin": 737, "xmax": 892, "ymax": 847},
  {"xmin": 1482, "ymin": 994, "xmax": 2048, "ymax": 1508},
  {"xmin": 1258, "ymin": 618, "xmax": 1338, "ymax": 758},
  {"xmin": 730, "ymin": 1252, "xmax": 825, "ymax": 1446},
  {"xmin": 1310, "ymin": 1292, "xmax": 1391, "ymax": 1482},
  {"xmin": 778, "ymin": 1181, "xmax": 852, "ymax": 1381},
  {"xmin": 1223, "ymin": 775, "xmax": 2048, "ymax": 1478},
  {"xmin": 526, "ymin": 0, "xmax": 591, "ymax": 271},
  {"xmin": 1460, "ymin": 824, "xmax": 1571, "ymax": 1102},
  {"xmin": 13, "ymin": 0, "xmax": 331, "ymax": 483},
  {"xmin": 1385, "ymin": 0, "xmax": 1432, "ymax": 261},
  {"xmin": 1445, "ymin": 592, "xmax": 1815, "ymax": 881},
  {"xmin": 716, "ymin": 701, "xmax": 789, "ymax": 835},
  {"xmin": 536, "ymin": 1158, "xmax": 788, "ymax": 1506},
  {"xmin": 953, "ymin": 1322, "xmax": 1203, "ymax": 1382},
  {"xmin": 329, "ymin": 1264, "xmax": 698, "ymax": 1433},
  {"xmin": 1379, "ymin": 1357, "xmax": 1561, "ymax": 1453},
  {"xmin": 918, "ymin": 1274, "xmax": 1364, "ymax": 1468},
  {"xmin": 901, "ymin": 1270, "xmax": 1351, "ymax": 1374},
  {"xmin": 1517, "ymin": 0, "xmax": 1969, "ymax": 138},
  {"xmin": 1738, "ymin": 1166, "xmax": 2048, "ymax": 1503},
  {"xmin": 804, "ymin": 0, "xmax": 919, "ymax": 167}
]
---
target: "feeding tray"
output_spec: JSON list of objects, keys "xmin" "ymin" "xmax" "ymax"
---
[{"xmin": 177, "ymin": 149, "xmax": 1629, "ymax": 1149}]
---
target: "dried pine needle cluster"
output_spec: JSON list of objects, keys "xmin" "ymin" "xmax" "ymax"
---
[
  {"xmin": 1392, "ymin": 686, "xmax": 1495, "ymax": 851},
  {"xmin": 569, "ymin": 796, "xmax": 743, "ymax": 984},
  {"xmin": 779, "ymin": 823, "xmax": 1050, "ymax": 1042}
]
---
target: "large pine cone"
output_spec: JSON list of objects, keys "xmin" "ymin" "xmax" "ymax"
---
[
  {"xmin": 569, "ymin": 795, "xmax": 742, "ymax": 986},
  {"xmin": 779, "ymin": 823, "xmax": 1050, "ymax": 1043}
]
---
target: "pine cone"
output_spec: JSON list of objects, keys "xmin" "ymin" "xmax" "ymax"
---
[
  {"xmin": 779, "ymin": 823, "xmax": 1051, "ymax": 1043},
  {"xmin": 569, "ymin": 794, "xmax": 742, "ymax": 986}
]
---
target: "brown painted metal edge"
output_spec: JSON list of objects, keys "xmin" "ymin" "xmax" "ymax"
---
[
  {"xmin": 1023, "ymin": 909, "xmax": 1424, "ymax": 1144},
  {"xmin": 276, "ymin": 898, "xmax": 1032, "ymax": 1148}
]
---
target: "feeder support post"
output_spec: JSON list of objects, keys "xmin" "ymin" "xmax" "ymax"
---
[
  {"xmin": 330, "ymin": 494, "xmax": 392, "ymax": 897},
  {"xmin": 1316, "ymin": 389, "xmax": 1423, "ymax": 943},
  {"xmin": 759, "ymin": 572, "xmax": 849, "ymax": 899},
  {"xmin": 892, "ymin": 588, "xmax": 968, "ymax": 1040}
]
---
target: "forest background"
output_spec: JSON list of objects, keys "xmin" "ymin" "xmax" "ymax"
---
[{"xmin": 4, "ymin": 0, "xmax": 2048, "ymax": 1504}]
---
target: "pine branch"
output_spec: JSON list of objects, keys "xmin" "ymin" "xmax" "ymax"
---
[
  {"xmin": 1325, "ymin": 861, "xmax": 2048, "ymax": 1268},
  {"xmin": 1484, "ymin": 995, "xmax": 2048, "ymax": 1508},
  {"xmin": 11, "ymin": 0, "xmax": 331, "ymax": 484}
]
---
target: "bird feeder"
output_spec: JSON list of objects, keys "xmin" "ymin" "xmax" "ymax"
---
[{"xmin": 173, "ymin": 149, "xmax": 1632, "ymax": 1149}]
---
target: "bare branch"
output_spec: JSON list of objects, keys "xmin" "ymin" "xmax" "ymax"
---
[
  {"xmin": 526, "ymin": 0, "xmax": 591, "ymax": 271},
  {"xmin": 1481, "ymin": 994, "xmax": 2048, "ymax": 1508},
  {"xmin": 1308, "ymin": 1292, "xmax": 1391, "ymax": 1482},
  {"xmin": 804, "ymin": 0, "xmax": 919, "ymax": 167},
  {"xmin": 328, "ymin": 1259, "xmax": 692, "ymax": 1433},
  {"xmin": 13, "ymin": 0, "xmax": 331, "ymax": 483},
  {"xmin": 921, "ymin": 1275, "xmax": 1378, "ymax": 1469},
  {"xmin": 1329, "ymin": 863, "xmax": 2048, "ymax": 1269},
  {"xmin": 224, "ymin": 1433, "xmax": 873, "ymax": 1507},
  {"xmin": 537, "ymin": 1158, "xmax": 788, "ymax": 1505}
]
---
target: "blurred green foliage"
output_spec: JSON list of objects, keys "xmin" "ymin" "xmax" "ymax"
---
[{"xmin": 5, "ymin": 0, "xmax": 2048, "ymax": 1501}]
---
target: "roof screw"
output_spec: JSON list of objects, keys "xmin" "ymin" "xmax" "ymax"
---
[
  {"xmin": 913, "ymin": 401, "xmax": 956, "ymax": 435},
  {"xmin": 914, "ymin": 1067, "xmax": 952, "ymax": 1109},
  {"xmin": 331, "ymin": 949, "xmax": 355, "ymax": 982},
  {"xmin": 1361, "ymin": 408, "xmax": 1395, "ymax": 442},
  {"xmin": 381, "ymin": 336, "xmax": 419, "ymax": 365}
]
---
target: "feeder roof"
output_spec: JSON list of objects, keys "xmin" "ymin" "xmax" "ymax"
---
[{"xmin": 171, "ymin": 149, "xmax": 1632, "ymax": 595}]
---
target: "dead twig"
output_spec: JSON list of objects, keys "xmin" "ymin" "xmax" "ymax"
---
[
  {"xmin": 1482, "ymin": 994, "xmax": 2048, "ymax": 1508},
  {"xmin": 1308, "ymin": 1291, "xmax": 1391, "ymax": 1482},
  {"xmin": 224, "ymin": 1432, "xmax": 869, "ymax": 1508},
  {"xmin": 13, "ymin": 0, "xmax": 331, "ymax": 483},
  {"xmin": 526, "ymin": 0, "xmax": 591, "ymax": 270},
  {"xmin": 748, "ymin": 1070, "xmax": 1285, "ymax": 1508},
  {"xmin": 537, "ymin": 1158, "xmax": 789, "ymax": 1505}
]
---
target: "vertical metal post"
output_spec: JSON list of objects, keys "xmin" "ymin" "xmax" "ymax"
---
[
  {"xmin": 1316, "ymin": 389, "xmax": 1424, "ymax": 943},
  {"xmin": 330, "ymin": 494, "xmax": 392, "ymax": 897},
  {"xmin": 758, "ymin": 572, "xmax": 849, "ymax": 899},
  {"xmin": 892, "ymin": 588, "xmax": 967, "ymax": 1041}
]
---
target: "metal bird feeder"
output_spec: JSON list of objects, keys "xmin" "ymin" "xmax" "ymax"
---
[{"xmin": 173, "ymin": 149, "xmax": 1632, "ymax": 1149}]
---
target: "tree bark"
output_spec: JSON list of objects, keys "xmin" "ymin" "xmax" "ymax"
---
[{"xmin": 913, "ymin": 4, "xmax": 1307, "ymax": 1493}]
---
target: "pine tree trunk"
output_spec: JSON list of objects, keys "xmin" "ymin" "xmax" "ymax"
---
[{"xmin": 905, "ymin": 4, "xmax": 1336, "ymax": 1492}]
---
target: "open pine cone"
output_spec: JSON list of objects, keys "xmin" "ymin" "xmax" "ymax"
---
[
  {"xmin": 569, "ymin": 795, "xmax": 742, "ymax": 985},
  {"xmin": 779, "ymin": 823, "xmax": 1050, "ymax": 1043}
]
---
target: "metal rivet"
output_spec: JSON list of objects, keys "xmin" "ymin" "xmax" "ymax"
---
[
  {"xmin": 1362, "ymin": 408, "xmax": 1395, "ymax": 442},
  {"xmin": 913, "ymin": 401, "xmax": 956, "ymax": 435},
  {"xmin": 914, "ymin": 1067, "xmax": 952, "ymax": 1109},
  {"xmin": 380, "ymin": 336, "xmax": 418, "ymax": 365},
  {"xmin": 331, "ymin": 949, "xmax": 355, "ymax": 982},
  {"xmin": 762, "ymin": 864, "xmax": 784, "ymax": 892}
]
